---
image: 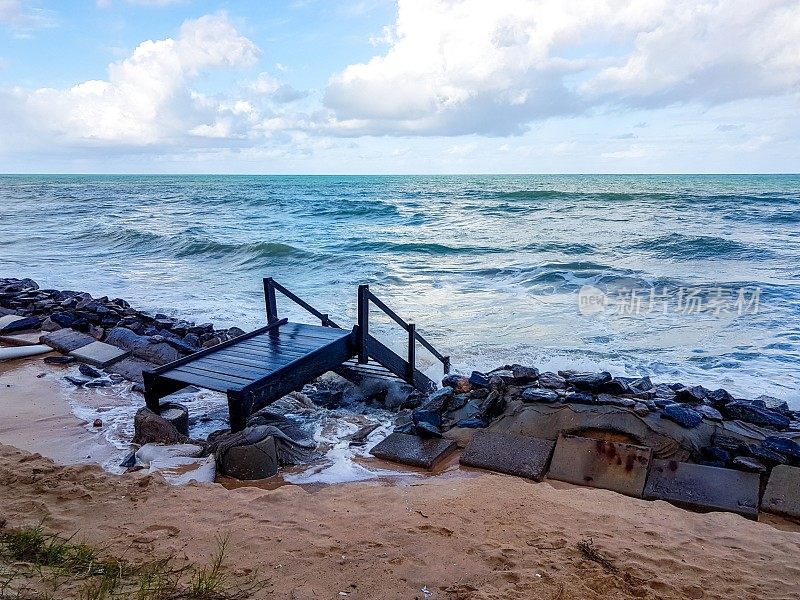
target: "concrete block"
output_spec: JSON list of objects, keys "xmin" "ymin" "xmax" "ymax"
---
[
  {"xmin": 221, "ymin": 436, "xmax": 279, "ymax": 480},
  {"xmin": 69, "ymin": 341, "xmax": 129, "ymax": 368},
  {"xmin": 460, "ymin": 430, "xmax": 555, "ymax": 481},
  {"xmin": 761, "ymin": 465, "xmax": 800, "ymax": 519},
  {"xmin": 370, "ymin": 432, "xmax": 456, "ymax": 470},
  {"xmin": 40, "ymin": 328, "xmax": 96, "ymax": 353},
  {"xmin": 644, "ymin": 459, "xmax": 760, "ymax": 519},
  {"xmin": 548, "ymin": 434, "xmax": 652, "ymax": 497}
]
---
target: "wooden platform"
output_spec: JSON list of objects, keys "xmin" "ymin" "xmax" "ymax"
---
[{"xmin": 144, "ymin": 278, "xmax": 449, "ymax": 431}]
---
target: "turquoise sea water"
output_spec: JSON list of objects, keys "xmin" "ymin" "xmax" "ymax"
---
[{"xmin": 2, "ymin": 174, "xmax": 799, "ymax": 405}]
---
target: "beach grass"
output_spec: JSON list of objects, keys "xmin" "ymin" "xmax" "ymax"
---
[{"xmin": 0, "ymin": 523, "xmax": 266, "ymax": 599}]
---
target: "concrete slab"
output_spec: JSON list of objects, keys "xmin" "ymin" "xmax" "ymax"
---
[
  {"xmin": 761, "ymin": 465, "xmax": 800, "ymax": 519},
  {"xmin": 460, "ymin": 430, "xmax": 555, "ymax": 481},
  {"xmin": 547, "ymin": 434, "xmax": 652, "ymax": 497},
  {"xmin": 370, "ymin": 432, "xmax": 456, "ymax": 470},
  {"xmin": 0, "ymin": 333, "xmax": 42, "ymax": 346},
  {"xmin": 644, "ymin": 459, "xmax": 760, "ymax": 519},
  {"xmin": 40, "ymin": 328, "xmax": 96, "ymax": 353},
  {"xmin": 69, "ymin": 341, "xmax": 129, "ymax": 368}
]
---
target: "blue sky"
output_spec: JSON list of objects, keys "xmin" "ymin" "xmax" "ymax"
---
[{"xmin": 0, "ymin": 0, "xmax": 798, "ymax": 174}]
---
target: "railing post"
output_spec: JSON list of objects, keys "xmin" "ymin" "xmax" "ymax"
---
[
  {"xmin": 264, "ymin": 278, "xmax": 278, "ymax": 324},
  {"xmin": 357, "ymin": 284, "xmax": 369, "ymax": 363},
  {"xmin": 407, "ymin": 323, "xmax": 416, "ymax": 383}
]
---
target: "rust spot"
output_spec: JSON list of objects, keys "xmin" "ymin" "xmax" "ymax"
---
[{"xmin": 625, "ymin": 454, "xmax": 635, "ymax": 472}]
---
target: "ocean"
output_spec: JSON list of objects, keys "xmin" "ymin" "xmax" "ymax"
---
[{"xmin": 2, "ymin": 174, "xmax": 799, "ymax": 407}]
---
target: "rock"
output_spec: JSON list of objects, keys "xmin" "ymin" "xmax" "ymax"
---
[
  {"xmin": 132, "ymin": 407, "xmax": 189, "ymax": 445},
  {"xmin": 564, "ymin": 391, "xmax": 594, "ymax": 404},
  {"xmin": 652, "ymin": 383, "xmax": 676, "ymax": 399},
  {"xmin": 78, "ymin": 364, "xmax": 102, "ymax": 378},
  {"xmin": 40, "ymin": 318, "xmax": 60, "ymax": 332},
  {"xmin": 202, "ymin": 336, "xmax": 222, "ymax": 348},
  {"xmin": 105, "ymin": 357, "xmax": 158, "ymax": 385},
  {"xmin": 227, "ymin": 326, "xmax": 246, "ymax": 338},
  {"xmin": 745, "ymin": 444, "xmax": 787, "ymax": 465},
  {"xmin": 753, "ymin": 395, "xmax": 791, "ymax": 415},
  {"xmin": 595, "ymin": 394, "xmax": 636, "ymax": 408},
  {"xmin": 653, "ymin": 398, "xmax": 676, "ymax": 408},
  {"xmin": 0, "ymin": 316, "xmax": 41, "ymax": 332},
  {"xmin": 85, "ymin": 379, "xmax": 112, "ymax": 388},
  {"xmin": 346, "ymin": 423, "xmax": 380, "ymax": 446},
  {"xmin": 49, "ymin": 311, "xmax": 77, "ymax": 328},
  {"xmin": 521, "ymin": 388, "xmax": 560, "ymax": 403},
  {"xmin": 419, "ymin": 386, "xmax": 454, "ymax": 413},
  {"xmin": 449, "ymin": 393, "xmax": 469, "ymax": 411},
  {"xmin": 537, "ymin": 372, "xmax": 567, "ymax": 389},
  {"xmin": 415, "ymin": 421, "xmax": 443, "ymax": 438},
  {"xmin": 481, "ymin": 390, "xmax": 506, "ymax": 420},
  {"xmin": 701, "ymin": 446, "xmax": 731, "ymax": 463},
  {"xmin": 93, "ymin": 418, "xmax": 103, "ymax": 427},
  {"xmin": 723, "ymin": 401, "xmax": 790, "ymax": 430},
  {"xmin": 442, "ymin": 374, "xmax": 472, "ymax": 393},
  {"xmin": 565, "ymin": 371, "xmax": 612, "ymax": 391},
  {"xmin": 220, "ymin": 435, "xmax": 278, "ymax": 480},
  {"xmin": 695, "ymin": 405, "xmax": 724, "ymax": 422},
  {"xmin": 627, "ymin": 376, "xmax": 653, "ymax": 393},
  {"xmin": 105, "ymin": 327, "xmax": 180, "ymax": 366},
  {"xmin": 412, "ymin": 409, "xmax": 441, "ymax": 430},
  {"xmin": 712, "ymin": 433, "xmax": 745, "ymax": 453},
  {"xmin": 673, "ymin": 385, "xmax": 707, "ymax": 404},
  {"xmin": 509, "ymin": 364, "xmax": 539, "ymax": 383},
  {"xmin": 732, "ymin": 456, "xmax": 767, "ymax": 473},
  {"xmin": 706, "ymin": 388, "xmax": 735, "ymax": 408},
  {"xmin": 662, "ymin": 404, "xmax": 703, "ymax": 428},
  {"xmin": 762, "ymin": 437, "xmax": 800, "ymax": 461},
  {"xmin": 468, "ymin": 371, "xmax": 491, "ymax": 388},
  {"xmin": 633, "ymin": 402, "xmax": 651, "ymax": 416},
  {"xmin": 43, "ymin": 355, "xmax": 75, "ymax": 365},
  {"xmin": 64, "ymin": 376, "xmax": 88, "ymax": 386},
  {"xmin": 455, "ymin": 418, "xmax": 488, "ymax": 428}
]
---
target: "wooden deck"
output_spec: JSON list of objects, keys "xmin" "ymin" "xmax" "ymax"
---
[{"xmin": 143, "ymin": 278, "xmax": 449, "ymax": 432}]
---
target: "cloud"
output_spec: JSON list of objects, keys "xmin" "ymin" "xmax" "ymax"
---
[
  {"xmin": 0, "ymin": 0, "xmax": 56, "ymax": 33},
  {"xmin": 323, "ymin": 0, "xmax": 800, "ymax": 137},
  {"xmin": 11, "ymin": 13, "xmax": 259, "ymax": 145}
]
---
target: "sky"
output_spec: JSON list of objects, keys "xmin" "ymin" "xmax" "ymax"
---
[{"xmin": 0, "ymin": 0, "xmax": 798, "ymax": 174}]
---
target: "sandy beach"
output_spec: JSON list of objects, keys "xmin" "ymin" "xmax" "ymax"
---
[{"xmin": 1, "ymin": 353, "xmax": 799, "ymax": 599}]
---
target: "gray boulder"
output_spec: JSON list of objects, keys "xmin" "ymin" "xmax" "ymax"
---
[{"xmin": 105, "ymin": 327, "xmax": 181, "ymax": 365}]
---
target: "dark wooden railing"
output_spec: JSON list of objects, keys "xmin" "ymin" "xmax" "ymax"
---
[
  {"xmin": 263, "ymin": 277, "xmax": 341, "ymax": 328},
  {"xmin": 357, "ymin": 284, "xmax": 451, "ymax": 382}
]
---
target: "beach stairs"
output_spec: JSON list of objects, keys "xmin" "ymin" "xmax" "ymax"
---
[{"xmin": 143, "ymin": 278, "xmax": 450, "ymax": 432}]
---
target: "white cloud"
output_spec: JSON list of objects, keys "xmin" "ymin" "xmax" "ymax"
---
[
  {"xmin": 324, "ymin": 0, "xmax": 800, "ymax": 136},
  {"xmin": 15, "ymin": 13, "xmax": 259, "ymax": 145}
]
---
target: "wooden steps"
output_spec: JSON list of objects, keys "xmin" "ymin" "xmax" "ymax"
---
[{"xmin": 143, "ymin": 278, "xmax": 449, "ymax": 432}]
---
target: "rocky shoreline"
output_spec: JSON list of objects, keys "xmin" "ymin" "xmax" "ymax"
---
[{"xmin": 2, "ymin": 276, "xmax": 799, "ymax": 483}]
